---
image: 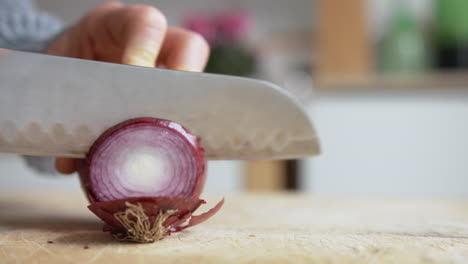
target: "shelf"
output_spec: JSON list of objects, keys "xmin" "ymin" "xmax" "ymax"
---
[{"xmin": 315, "ymin": 71, "xmax": 468, "ymax": 92}]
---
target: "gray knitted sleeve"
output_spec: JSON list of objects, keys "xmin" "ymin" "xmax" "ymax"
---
[
  {"xmin": 0, "ymin": 0, "xmax": 63, "ymax": 52},
  {"xmin": 0, "ymin": 0, "xmax": 65, "ymax": 175}
]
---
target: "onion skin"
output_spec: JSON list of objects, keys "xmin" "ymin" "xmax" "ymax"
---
[
  {"xmin": 89, "ymin": 197, "xmax": 224, "ymax": 237},
  {"xmin": 79, "ymin": 118, "xmax": 223, "ymax": 242}
]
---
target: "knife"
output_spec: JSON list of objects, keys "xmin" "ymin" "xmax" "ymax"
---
[{"xmin": 0, "ymin": 48, "xmax": 320, "ymax": 160}]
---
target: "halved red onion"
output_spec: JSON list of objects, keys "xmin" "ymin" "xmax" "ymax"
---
[{"xmin": 79, "ymin": 118, "xmax": 223, "ymax": 243}]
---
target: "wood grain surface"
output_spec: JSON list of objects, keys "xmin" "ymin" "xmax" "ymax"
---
[{"xmin": 0, "ymin": 192, "xmax": 467, "ymax": 263}]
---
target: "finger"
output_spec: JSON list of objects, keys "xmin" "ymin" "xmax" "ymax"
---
[
  {"xmin": 84, "ymin": 1, "xmax": 124, "ymax": 20},
  {"xmin": 158, "ymin": 27, "xmax": 210, "ymax": 72},
  {"xmin": 76, "ymin": 1, "xmax": 125, "ymax": 60},
  {"xmin": 119, "ymin": 5, "xmax": 168, "ymax": 67},
  {"xmin": 55, "ymin": 158, "xmax": 79, "ymax": 174}
]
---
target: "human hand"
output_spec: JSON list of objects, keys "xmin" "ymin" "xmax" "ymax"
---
[{"xmin": 49, "ymin": 1, "xmax": 210, "ymax": 174}]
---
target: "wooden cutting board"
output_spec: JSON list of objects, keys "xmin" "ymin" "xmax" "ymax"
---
[{"xmin": 0, "ymin": 192, "xmax": 467, "ymax": 264}]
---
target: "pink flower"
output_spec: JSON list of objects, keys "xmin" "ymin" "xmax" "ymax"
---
[
  {"xmin": 183, "ymin": 13, "xmax": 217, "ymax": 44},
  {"xmin": 216, "ymin": 9, "xmax": 250, "ymax": 43},
  {"xmin": 183, "ymin": 9, "xmax": 251, "ymax": 45}
]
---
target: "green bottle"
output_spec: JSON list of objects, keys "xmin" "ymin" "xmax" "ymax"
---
[
  {"xmin": 435, "ymin": 0, "xmax": 468, "ymax": 68},
  {"xmin": 381, "ymin": 4, "xmax": 429, "ymax": 74}
]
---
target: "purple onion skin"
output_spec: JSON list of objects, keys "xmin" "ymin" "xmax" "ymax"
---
[
  {"xmin": 89, "ymin": 196, "xmax": 224, "ymax": 236},
  {"xmin": 78, "ymin": 118, "xmax": 222, "ymax": 240}
]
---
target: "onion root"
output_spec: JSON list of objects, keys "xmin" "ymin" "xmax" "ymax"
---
[{"xmin": 113, "ymin": 202, "xmax": 177, "ymax": 243}]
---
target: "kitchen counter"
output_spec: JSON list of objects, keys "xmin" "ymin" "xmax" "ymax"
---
[{"xmin": 0, "ymin": 192, "xmax": 467, "ymax": 263}]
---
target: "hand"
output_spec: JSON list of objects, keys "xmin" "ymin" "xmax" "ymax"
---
[{"xmin": 49, "ymin": 1, "xmax": 210, "ymax": 174}]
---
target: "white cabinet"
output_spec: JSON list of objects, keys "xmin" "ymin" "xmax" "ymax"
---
[{"xmin": 302, "ymin": 91, "xmax": 468, "ymax": 196}]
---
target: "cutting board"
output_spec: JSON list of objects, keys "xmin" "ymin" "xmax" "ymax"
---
[{"xmin": 0, "ymin": 192, "xmax": 467, "ymax": 264}]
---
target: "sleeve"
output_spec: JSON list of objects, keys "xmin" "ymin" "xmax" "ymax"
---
[
  {"xmin": 0, "ymin": 0, "xmax": 66, "ymax": 175},
  {"xmin": 0, "ymin": 0, "xmax": 63, "ymax": 52}
]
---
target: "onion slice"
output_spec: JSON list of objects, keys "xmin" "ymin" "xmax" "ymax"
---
[{"xmin": 79, "ymin": 118, "xmax": 223, "ymax": 243}]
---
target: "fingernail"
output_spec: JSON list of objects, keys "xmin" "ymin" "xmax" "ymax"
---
[
  {"xmin": 122, "ymin": 25, "xmax": 164, "ymax": 68},
  {"xmin": 175, "ymin": 66, "xmax": 197, "ymax": 72},
  {"xmin": 123, "ymin": 44, "xmax": 158, "ymax": 68}
]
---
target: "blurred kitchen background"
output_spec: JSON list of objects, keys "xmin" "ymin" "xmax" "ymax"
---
[{"xmin": 1, "ymin": 0, "xmax": 468, "ymax": 196}]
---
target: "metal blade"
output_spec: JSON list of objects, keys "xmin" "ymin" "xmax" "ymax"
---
[{"xmin": 0, "ymin": 49, "xmax": 320, "ymax": 160}]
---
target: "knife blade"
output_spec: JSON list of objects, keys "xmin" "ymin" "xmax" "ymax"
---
[{"xmin": 0, "ymin": 48, "xmax": 320, "ymax": 160}]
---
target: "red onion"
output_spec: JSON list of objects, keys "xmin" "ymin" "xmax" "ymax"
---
[{"xmin": 79, "ymin": 118, "xmax": 223, "ymax": 243}]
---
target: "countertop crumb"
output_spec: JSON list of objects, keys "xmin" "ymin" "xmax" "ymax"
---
[
  {"xmin": 248, "ymin": 235, "xmax": 256, "ymax": 238},
  {"xmin": 47, "ymin": 241, "xmax": 54, "ymax": 244}
]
